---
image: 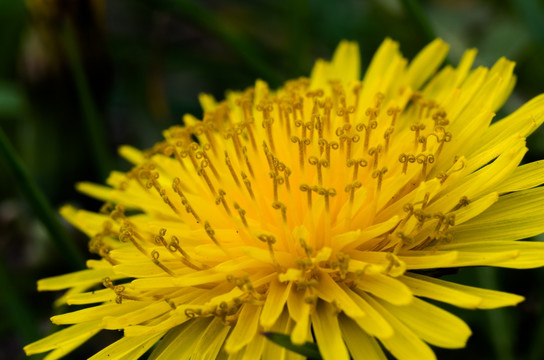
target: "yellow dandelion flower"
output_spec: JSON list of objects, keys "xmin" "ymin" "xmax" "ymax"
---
[{"xmin": 25, "ymin": 38, "xmax": 544, "ymax": 360}]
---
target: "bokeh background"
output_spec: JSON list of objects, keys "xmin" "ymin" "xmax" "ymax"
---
[{"xmin": 2, "ymin": 0, "xmax": 544, "ymax": 359}]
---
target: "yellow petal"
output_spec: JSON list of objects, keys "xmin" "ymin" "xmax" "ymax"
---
[
  {"xmin": 315, "ymin": 271, "xmax": 365, "ymax": 318},
  {"xmin": 398, "ymin": 251, "xmax": 458, "ymax": 270},
  {"xmin": 330, "ymin": 40, "xmax": 361, "ymax": 83},
  {"xmin": 404, "ymin": 39, "xmax": 449, "ymax": 90},
  {"xmin": 441, "ymin": 241, "xmax": 544, "ymax": 269},
  {"xmin": 454, "ymin": 48, "xmax": 477, "ymax": 87},
  {"xmin": 24, "ymin": 320, "xmax": 102, "ymax": 355},
  {"xmin": 495, "ymin": 160, "xmax": 544, "ymax": 193},
  {"xmin": 199, "ymin": 93, "xmax": 217, "ymax": 112},
  {"xmin": 51, "ymin": 301, "xmax": 147, "ymax": 325},
  {"xmin": 402, "ymin": 273, "xmax": 523, "ymax": 309},
  {"xmin": 66, "ymin": 288, "xmax": 116, "ymax": 305},
  {"xmin": 239, "ymin": 335, "xmax": 266, "ymax": 360},
  {"xmin": 88, "ymin": 332, "xmax": 164, "ymax": 360},
  {"xmin": 287, "ymin": 287, "xmax": 312, "ymax": 344},
  {"xmin": 452, "ymin": 187, "xmax": 544, "ymax": 242},
  {"xmin": 260, "ymin": 279, "xmax": 291, "ymax": 327},
  {"xmin": 224, "ymin": 304, "xmax": 261, "ymax": 353},
  {"xmin": 38, "ymin": 268, "xmax": 117, "ymax": 291},
  {"xmin": 192, "ymin": 317, "xmax": 231, "ymax": 360},
  {"xmin": 312, "ymin": 301, "xmax": 350, "ymax": 360},
  {"xmin": 356, "ymin": 272, "xmax": 413, "ymax": 305},
  {"xmin": 342, "ymin": 285, "xmax": 394, "ymax": 338},
  {"xmin": 339, "ymin": 313, "xmax": 387, "ymax": 360},
  {"xmin": 401, "ymin": 274, "xmax": 482, "ymax": 309},
  {"xmin": 379, "ymin": 297, "xmax": 471, "ymax": 349},
  {"xmin": 103, "ymin": 301, "xmax": 172, "ymax": 329},
  {"xmin": 362, "ymin": 293, "xmax": 436, "ymax": 360},
  {"xmin": 148, "ymin": 318, "xmax": 212, "ymax": 360},
  {"xmin": 478, "ymin": 94, "xmax": 544, "ymax": 152}
]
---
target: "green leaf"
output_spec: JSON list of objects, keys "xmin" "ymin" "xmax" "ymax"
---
[
  {"xmin": 0, "ymin": 126, "xmax": 85, "ymax": 270},
  {"xmin": 262, "ymin": 332, "xmax": 323, "ymax": 360},
  {"xmin": 0, "ymin": 82, "xmax": 23, "ymax": 118},
  {"xmin": 61, "ymin": 20, "xmax": 112, "ymax": 181}
]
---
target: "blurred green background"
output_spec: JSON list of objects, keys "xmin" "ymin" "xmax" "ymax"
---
[{"xmin": 2, "ymin": 0, "xmax": 544, "ymax": 359}]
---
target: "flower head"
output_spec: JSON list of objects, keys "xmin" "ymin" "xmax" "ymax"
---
[{"xmin": 25, "ymin": 39, "xmax": 544, "ymax": 360}]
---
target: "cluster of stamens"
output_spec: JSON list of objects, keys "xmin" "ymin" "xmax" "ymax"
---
[{"xmin": 90, "ymin": 76, "xmax": 469, "ymax": 323}]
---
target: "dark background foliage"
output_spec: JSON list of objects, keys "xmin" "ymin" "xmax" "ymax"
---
[{"xmin": 1, "ymin": 0, "xmax": 544, "ymax": 359}]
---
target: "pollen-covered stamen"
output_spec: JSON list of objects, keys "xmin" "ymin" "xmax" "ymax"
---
[
  {"xmin": 233, "ymin": 202, "xmax": 248, "ymax": 228},
  {"xmin": 168, "ymin": 235, "xmax": 203, "ymax": 271},
  {"xmin": 241, "ymin": 171, "xmax": 255, "ymax": 200},
  {"xmin": 262, "ymin": 117, "xmax": 276, "ymax": 153},
  {"xmin": 316, "ymin": 187, "xmax": 337, "ymax": 213},
  {"xmin": 269, "ymin": 172, "xmax": 284, "ymax": 202},
  {"xmin": 383, "ymin": 127, "xmax": 395, "ymax": 153},
  {"xmin": 180, "ymin": 143, "xmax": 201, "ymax": 171},
  {"xmin": 432, "ymin": 109, "xmax": 449, "ymax": 129},
  {"xmin": 453, "ymin": 196, "xmax": 471, "ymax": 210},
  {"xmin": 387, "ymin": 106, "xmax": 401, "ymax": 127},
  {"xmin": 242, "ymin": 146, "xmax": 254, "ymax": 178},
  {"xmin": 204, "ymin": 221, "xmax": 229, "ymax": 254},
  {"xmin": 154, "ymin": 228, "xmax": 168, "ymax": 246},
  {"xmin": 291, "ymin": 136, "xmax": 311, "ymax": 169},
  {"xmin": 236, "ymin": 98, "xmax": 258, "ymax": 150},
  {"xmin": 372, "ymin": 167, "xmax": 388, "ymax": 192},
  {"xmin": 416, "ymin": 153, "xmax": 435, "ymax": 178},
  {"xmin": 118, "ymin": 223, "xmax": 147, "ymax": 256},
  {"xmin": 356, "ymin": 117, "xmax": 378, "ymax": 152},
  {"xmin": 172, "ymin": 178, "xmax": 201, "ymax": 223},
  {"xmin": 318, "ymin": 138, "xmax": 339, "ymax": 163},
  {"xmin": 275, "ymin": 162, "xmax": 291, "ymax": 192},
  {"xmin": 413, "ymin": 209, "xmax": 432, "ymax": 230},
  {"xmin": 159, "ymin": 188, "xmax": 182, "ymax": 217},
  {"xmin": 197, "ymin": 160, "xmax": 217, "ymax": 196},
  {"xmin": 258, "ymin": 234, "xmax": 280, "ymax": 268},
  {"xmin": 315, "ymin": 115, "xmax": 324, "ymax": 140},
  {"xmin": 224, "ymin": 151, "xmax": 241, "ymax": 188},
  {"xmin": 395, "ymin": 231, "xmax": 414, "ymax": 250},
  {"xmin": 151, "ymin": 250, "xmax": 176, "ymax": 276},
  {"xmin": 308, "ymin": 156, "xmax": 329, "ymax": 186},
  {"xmin": 346, "ymin": 158, "xmax": 367, "ymax": 181},
  {"xmin": 429, "ymin": 130, "xmax": 453, "ymax": 158},
  {"xmin": 197, "ymin": 144, "xmax": 220, "ymax": 179},
  {"xmin": 224, "ymin": 127, "xmax": 243, "ymax": 160},
  {"xmin": 368, "ymin": 145, "xmax": 382, "ymax": 170},
  {"xmin": 272, "ymin": 201, "xmax": 288, "ymax": 224},
  {"xmin": 337, "ymin": 103, "xmax": 355, "ymax": 124},
  {"xmin": 339, "ymin": 133, "xmax": 360, "ymax": 161},
  {"xmin": 399, "ymin": 153, "xmax": 416, "ymax": 174},
  {"xmin": 300, "ymin": 184, "xmax": 314, "ymax": 209},
  {"xmin": 215, "ymin": 189, "xmax": 231, "ymax": 216},
  {"xmin": 410, "ymin": 123, "xmax": 426, "ymax": 148},
  {"xmin": 344, "ymin": 181, "xmax": 362, "ymax": 204},
  {"xmin": 331, "ymin": 253, "xmax": 350, "ymax": 280}
]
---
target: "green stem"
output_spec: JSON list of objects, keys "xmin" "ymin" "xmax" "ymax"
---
[
  {"xmin": 0, "ymin": 126, "xmax": 85, "ymax": 270},
  {"xmin": 61, "ymin": 20, "xmax": 112, "ymax": 181},
  {"xmin": 0, "ymin": 254, "xmax": 38, "ymax": 343},
  {"xmin": 167, "ymin": 0, "xmax": 282, "ymax": 85},
  {"xmin": 400, "ymin": 0, "xmax": 436, "ymax": 43},
  {"xmin": 477, "ymin": 267, "xmax": 514, "ymax": 360}
]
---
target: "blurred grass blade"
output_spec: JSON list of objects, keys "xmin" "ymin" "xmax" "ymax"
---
[
  {"xmin": 166, "ymin": 0, "xmax": 281, "ymax": 85},
  {"xmin": 529, "ymin": 268, "xmax": 544, "ymax": 360},
  {"xmin": 0, "ymin": 254, "xmax": 39, "ymax": 343},
  {"xmin": 477, "ymin": 267, "xmax": 514, "ymax": 360},
  {"xmin": 510, "ymin": 0, "xmax": 544, "ymax": 53},
  {"xmin": 400, "ymin": 0, "xmax": 436, "ymax": 43},
  {"xmin": 0, "ymin": 126, "xmax": 85, "ymax": 270},
  {"xmin": 262, "ymin": 332, "xmax": 322, "ymax": 359},
  {"xmin": 61, "ymin": 20, "xmax": 112, "ymax": 181}
]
